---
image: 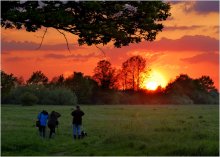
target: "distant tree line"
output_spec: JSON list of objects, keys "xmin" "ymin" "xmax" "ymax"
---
[{"xmin": 1, "ymin": 56, "xmax": 219, "ymax": 105}]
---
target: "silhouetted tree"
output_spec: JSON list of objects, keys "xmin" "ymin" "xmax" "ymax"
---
[
  {"xmin": 121, "ymin": 61, "xmax": 129, "ymax": 90},
  {"xmin": 196, "ymin": 76, "xmax": 216, "ymax": 92},
  {"xmin": 165, "ymin": 74, "xmax": 219, "ymax": 104},
  {"xmin": 112, "ymin": 69, "xmax": 125, "ymax": 90},
  {"xmin": 27, "ymin": 71, "xmax": 48, "ymax": 85},
  {"xmin": 165, "ymin": 74, "xmax": 197, "ymax": 96},
  {"xmin": 65, "ymin": 72, "xmax": 98, "ymax": 104},
  {"xmin": 16, "ymin": 76, "xmax": 25, "ymax": 86},
  {"xmin": 50, "ymin": 75, "xmax": 65, "ymax": 87},
  {"xmin": 122, "ymin": 55, "xmax": 146, "ymax": 91},
  {"xmin": 1, "ymin": 1, "xmax": 170, "ymax": 48},
  {"xmin": 93, "ymin": 60, "xmax": 116, "ymax": 89},
  {"xmin": 1, "ymin": 71, "xmax": 18, "ymax": 98}
]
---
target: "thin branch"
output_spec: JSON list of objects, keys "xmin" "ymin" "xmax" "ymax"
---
[
  {"xmin": 56, "ymin": 29, "xmax": 71, "ymax": 53},
  {"xmin": 95, "ymin": 45, "xmax": 106, "ymax": 57},
  {"xmin": 36, "ymin": 28, "xmax": 48, "ymax": 50}
]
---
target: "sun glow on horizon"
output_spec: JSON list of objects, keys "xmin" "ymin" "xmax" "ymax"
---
[
  {"xmin": 146, "ymin": 81, "xmax": 159, "ymax": 90},
  {"xmin": 141, "ymin": 70, "xmax": 167, "ymax": 90}
]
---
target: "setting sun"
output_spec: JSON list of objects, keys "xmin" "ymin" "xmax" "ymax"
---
[
  {"xmin": 146, "ymin": 81, "xmax": 159, "ymax": 90},
  {"xmin": 141, "ymin": 70, "xmax": 167, "ymax": 90}
]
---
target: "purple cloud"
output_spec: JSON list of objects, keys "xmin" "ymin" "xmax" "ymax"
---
[
  {"xmin": 101, "ymin": 35, "xmax": 219, "ymax": 66},
  {"xmin": 2, "ymin": 35, "xmax": 218, "ymax": 65},
  {"xmin": 192, "ymin": 1, "xmax": 219, "ymax": 13},
  {"xmin": 147, "ymin": 35, "xmax": 219, "ymax": 52},
  {"xmin": 181, "ymin": 52, "xmax": 219, "ymax": 65},
  {"xmin": 5, "ymin": 56, "xmax": 31, "ymax": 62},
  {"xmin": 1, "ymin": 40, "xmax": 84, "ymax": 52},
  {"xmin": 169, "ymin": 1, "xmax": 219, "ymax": 13},
  {"xmin": 44, "ymin": 54, "xmax": 68, "ymax": 59},
  {"xmin": 164, "ymin": 25, "xmax": 204, "ymax": 31},
  {"xmin": 44, "ymin": 52, "xmax": 102, "ymax": 61},
  {"xmin": 104, "ymin": 35, "xmax": 218, "ymax": 54}
]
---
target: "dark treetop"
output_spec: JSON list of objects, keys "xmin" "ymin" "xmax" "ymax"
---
[{"xmin": 1, "ymin": 1, "xmax": 171, "ymax": 48}]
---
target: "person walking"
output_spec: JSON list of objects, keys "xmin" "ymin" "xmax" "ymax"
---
[
  {"xmin": 37, "ymin": 110, "xmax": 49, "ymax": 138},
  {"xmin": 48, "ymin": 111, "xmax": 61, "ymax": 138},
  {"xmin": 71, "ymin": 105, "xmax": 85, "ymax": 139}
]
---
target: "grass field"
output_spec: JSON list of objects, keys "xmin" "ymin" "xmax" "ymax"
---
[{"xmin": 1, "ymin": 104, "xmax": 219, "ymax": 156}]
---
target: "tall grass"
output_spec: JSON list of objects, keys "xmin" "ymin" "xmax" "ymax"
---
[{"xmin": 1, "ymin": 104, "xmax": 219, "ymax": 156}]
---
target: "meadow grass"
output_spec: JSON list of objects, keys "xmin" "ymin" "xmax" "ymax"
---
[{"xmin": 1, "ymin": 104, "xmax": 219, "ymax": 156}]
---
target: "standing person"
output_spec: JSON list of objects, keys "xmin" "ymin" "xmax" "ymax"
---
[
  {"xmin": 71, "ymin": 105, "xmax": 85, "ymax": 139},
  {"xmin": 37, "ymin": 110, "xmax": 49, "ymax": 138},
  {"xmin": 48, "ymin": 111, "xmax": 61, "ymax": 138}
]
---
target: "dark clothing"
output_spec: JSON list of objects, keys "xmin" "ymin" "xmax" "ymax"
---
[
  {"xmin": 48, "ymin": 125, "xmax": 56, "ymax": 138},
  {"xmin": 71, "ymin": 109, "xmax": 84, "ymax": 125},
  {"xmin": 48, "ymin": 111, "xmax": 61, "ymax": 138},
  {"xmin": 71, "ymin": 108, "xmax": 84, "ymax": 139},
  {"xmin": 39, "ymin": 125, "xmax": 46, "ymax": 138},
  {"xmin": 48, "ymin": 111, "xmax": 61, "ymax": 127}
]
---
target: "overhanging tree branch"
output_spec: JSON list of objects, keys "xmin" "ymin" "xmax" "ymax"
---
[
  {"xmin": 1, "ymin": 1, "xmax": 171, "ymax": 48},
  {"xmin": 95, "ymin": 45, "xmax": 106, "ymax": 57},
  {"xmin": 36, "ymin": 28, "xmax": 48, "ymax": 50},
  {"xmin": 56, "ymin": 29, "xmax": 71, "ymax": 53}
]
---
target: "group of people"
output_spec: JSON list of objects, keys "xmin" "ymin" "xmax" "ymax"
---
[{"xmin": 37, "ymin": 105, "xmax": 84, "ymax": 139}]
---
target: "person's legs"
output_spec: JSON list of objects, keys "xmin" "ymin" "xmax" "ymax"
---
[
  {"xmin": 49, "ymin": 125, "xmax": 55, "ymax": 138},
  {"xmin": 52, "ymin": 126, "xmax": 56, "ymax": 134},
  {"xmin": 73, "ymin": 124, "xmax": 77, "ymax": 139},
  {"xmin": 77, "ymin": 125, "xmax": 81, "ymax": 139},
  {"xmin": 39, "ymin": 125, "xmax": 43, "ymax": 137},
  {"xmin": 42, "ymin": 126, "xmax": 46, "ymax": 138},
  {"xmin": 49, "ymin": 126, "xmax": 52, "ymax": 138},
  {"xmin": 52, "ymin": 126, "xmax": 56, "ymax": 137}
]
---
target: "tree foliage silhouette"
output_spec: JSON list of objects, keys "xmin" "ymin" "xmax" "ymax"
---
[
  {"xmin": 65, "ymin": 72, "xmax": 98, "ymax": 103},
  {"xmin": 1, "ymin": 1, "xmax": 171, "ymax": 48},
  {"xmin": 93, "ymin": 60, "xmax": 116, "ymax": 89},
  {"xmin": 1, "ymin": 71, "xmax": 18, "ymax": 97},
  {"xmin": 1, "ymin": 70, "xmax": 219, "ymax": 105},
  {"xmin": 50, "ymin": 75, "xmax": 65, "ymax": 87},
  {"xmin": 27, "ymin": 71, "xmax": 48, "ymax": 85},
  {"xmin": 165, "ymin": 74, "xmax": 219, "ymax": 104},
  {"xmin": 196, "ymin": 76, "xmax": 216, "ymax": 92},
  {"xmin": 122, "ymin": 55, "xmax": 146, "ymax": 91}
]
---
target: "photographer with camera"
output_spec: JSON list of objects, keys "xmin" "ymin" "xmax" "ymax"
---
[{"xmin": 71, "ymin": 105, "xmax": 85, "ymax": 139}]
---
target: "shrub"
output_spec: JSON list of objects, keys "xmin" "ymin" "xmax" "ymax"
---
[
  {"xmin": 7, "ymin": 85, "xmax": 78, "ymax": 105},
  {"xmin": 44, "ymin": 88, "xmax": 78, "ymax": 105},
  {"xmin": 20, "ymin": 92, "xmax": 38, "ymax": 106},
  {"xmin": 92, "ymin": 90, "xmax": 120, "ymax": 104},
  {"xmin": 168, "ymin": 93, "xmax": 194, "ymax": 105}
]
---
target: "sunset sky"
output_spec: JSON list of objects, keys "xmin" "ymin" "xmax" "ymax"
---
[{"xmin": 1, "ymin": 1, "xmax": 219, "ymax": 89}]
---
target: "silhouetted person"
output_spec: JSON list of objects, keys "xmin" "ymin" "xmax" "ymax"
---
[
  {"xmin": 37, "ymin": 110, "xmax": 49, "ymax": 138},
  {"xmin": 48, "ymin": 111, "xmax": 61, "ymax": 138},
  {"xmin": 71, "ymin": 105, "xmax": 84, "ymax": 139}
]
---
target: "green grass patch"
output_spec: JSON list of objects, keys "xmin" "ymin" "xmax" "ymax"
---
[{"xmin": 1, "ymin": 104, "xmax": 219, "ymax": 156}]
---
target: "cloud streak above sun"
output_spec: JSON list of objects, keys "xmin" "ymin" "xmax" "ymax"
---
[
  {"xmin": 1, "ymin": 40, "xmax": 84, "ymax": 52},
  {"xmin": 2, "ymin": 35, "xmax": 218, "ymax": 56},
  {"xmin": 181, "ymin": 52, "xmax": 219, "ymax": 65}
]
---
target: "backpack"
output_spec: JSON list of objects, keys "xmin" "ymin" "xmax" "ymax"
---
[
  {"xmin": 36, "ymin": 120, "xmax": 40, "ymax": 127},
  {"xmin": 36, "ymin": 113, "xmax": 42, "ymax": 127}
]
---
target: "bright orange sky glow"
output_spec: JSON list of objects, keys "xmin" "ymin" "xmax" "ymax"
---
[{"xmin": 1, "ymin": 1, "xmax": 219, "ymax": 90}]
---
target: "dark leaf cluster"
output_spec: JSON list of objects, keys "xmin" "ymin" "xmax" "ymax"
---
[{"xmin": 1, "ymin": 1, "xmax": 171, "ymax": 47}]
